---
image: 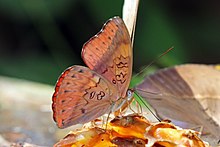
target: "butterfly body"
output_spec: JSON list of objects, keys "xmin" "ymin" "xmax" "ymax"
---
[{"xmin": 52, "ymin": 17, "xmax": 133, "ymax": 128}]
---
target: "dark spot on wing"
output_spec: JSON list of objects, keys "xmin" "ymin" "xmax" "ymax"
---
[
  {"xmin": 62, "ymin": 119, "xmax": 65, "ymax": 125},
  {"xmin": 79, "ymin": 69, "xmax": 83, "ymax": 73},
  {"xmin": 64, "ymin": 90, "xmax": 71, "ymax": 93},
  {"xmin": 97, "ymin": 91, "xmax": 105, "ymax": 100},
  {"xmin": 81, "ymin": 108, "xmax": 86, "ymax": 114},
  {"xmin": 112, "ymin": 79, "xmax": 116, "ymax": 84},
  {"xmin": 90, "ymin": 91, "xmax": 95, "ymax": 99}
]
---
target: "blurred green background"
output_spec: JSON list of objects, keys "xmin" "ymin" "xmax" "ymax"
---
[{"xmin": 0, "ymin": 0, "xmax": 219, "ymax": 85}]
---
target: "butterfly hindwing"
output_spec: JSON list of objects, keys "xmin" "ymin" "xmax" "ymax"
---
[{"xmin": 52, "ymin": 65, "xmax": 118, "ymax": 128}]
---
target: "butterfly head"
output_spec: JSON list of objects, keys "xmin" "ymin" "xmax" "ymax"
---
[{"xmin": 126, "ymin": 89, "xmax": 134, "ymax": 101}]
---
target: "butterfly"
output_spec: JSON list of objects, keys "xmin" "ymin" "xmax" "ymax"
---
[{"xmin": 52, "ymin": 16, "xmax": 134, "ymax": 128}]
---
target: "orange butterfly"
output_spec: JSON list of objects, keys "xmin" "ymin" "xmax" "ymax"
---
[{"xmin": 52, "ymin": 17, "xmax": 134, "ymax": 128}]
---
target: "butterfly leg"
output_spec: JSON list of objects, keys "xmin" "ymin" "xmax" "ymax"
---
[
  {"xmin": 134, "ymin": 98, "xmax": 143, "ymax": 115},
  {"xmin": 104, "ymin": 101, "xmax": 116, "ymax": 131},
  {"xmin": 127, "ymin": 98, "xmax": 141, "ymax": 115},
  {"xmin": 190, "ymin": 125, "xmax": 204, "ymax": 137}
]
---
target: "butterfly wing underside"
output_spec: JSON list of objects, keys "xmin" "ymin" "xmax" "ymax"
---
[
  {"xmin": 52, "ymin": 65, "xmax": 118, "ymax": 128},
  {"xmin": 82, "ymin": 17, "xmax": 132, "ymax": 98}
]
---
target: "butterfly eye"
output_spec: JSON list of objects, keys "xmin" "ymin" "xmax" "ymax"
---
[{"xmin": 127, "ymin": 89, "xmax": 133, "ymax": 98}]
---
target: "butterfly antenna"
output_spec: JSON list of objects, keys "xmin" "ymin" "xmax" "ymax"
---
[
  {"xmin": 133, "ymin": 46, "xmax": 174, "ymax": 79},
  {"xmin": 135, "ymin": 88, "xmax": 163, "ymax": 97},
  {"xmin": 134, "ymin": 91, "xmax": 161, "ymax": 122}
]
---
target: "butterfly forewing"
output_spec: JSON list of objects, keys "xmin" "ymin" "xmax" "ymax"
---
[
  {"xmin": 52, "ymin": 65, "xmax": 118, "ymax": 128},
  {"xmin": 82, "ymin": 17, "xmax": 132, "ymax": 98}
]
